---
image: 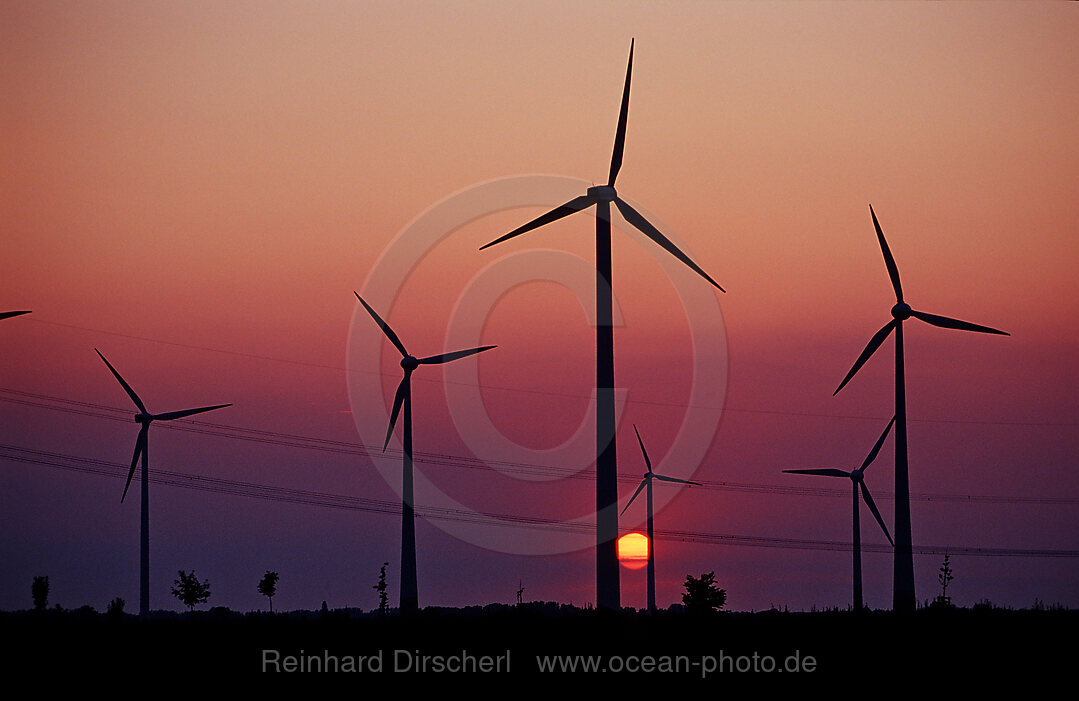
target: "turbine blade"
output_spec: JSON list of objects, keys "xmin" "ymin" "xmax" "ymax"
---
[
  {"xmin": 783, "ymin": 468, "xmax": 850, "ymax": 478},
  {"xmin": 632, "ymin": 424, "xmax": 652, "ymax": 472},
  {"xmin": 833, "ymin": 320, "xmax": 897, "ymax": 396},
  {"xmin": 621, "ymin": 478, "xmax": 648, "ymax": 516},
  {"xmin": 653, "ymin": 473, "xmax": 702, "ymax": 486},
  {"xmin": 154, "ymin": 404, "xmax": 231, "ymax": 421},
  {"xmin": 607, "ymin": 38, "xmax": 634, "ymax": 187},
  {"xmin": 384, "ymin": 375, "xmax": 409, "ymax": 451},
  {"xmin": 479, "ymin": 196, "xmax": 596, "ymax": 250},
  {"xmin": 0, "ymin": 310, "xmax": 31, "ymax": 320},
  {"xmin": 859, "ymin": 415, "xmax": 896, "ymax": 472},
  {"xmin": 95, "ymin": 349, "xmax": 147, "ymax": 413},
  {"xmin": 910, "ymin": 310, "xmax": 1009, "ymax": 336},
  {"xmin": 870, "ymin": 205, "xmax": 903, "ymax": 303},
  {"xmin": 121, "ymin": 426, "xmax": 148, "ymax": 504},
  {"xmin": 860, "ymin": 482, "xmax": 894, "ymax": 547},
  {"xmin": 614, "ymin": 198, "xmax": 725, "ymax": 292},
  {"xmin": 354, "ymin": 293, "xmax": 409, "ymax": 357},
  {"xmin": 417, "ymin": 345, "xmax": 497, "ymax": 365}
]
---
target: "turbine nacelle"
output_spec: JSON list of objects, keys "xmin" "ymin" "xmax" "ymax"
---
[
  {"xmin": 134, "ymin": 413, "xmax": 153, "ymax": 425},
  {"xmin": 356, "ymin": 292, "xmax": 496, "ymax": 455},
  {"xmin": 587, "ymin": 185, "xmax": 617, "ymax": 201},
  {"xmin": 891, "ymin": 302, "xmax": 912, "ymax": 320}
]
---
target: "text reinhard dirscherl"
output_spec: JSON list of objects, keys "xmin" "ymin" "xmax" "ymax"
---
[
  {"xmin": 262, "ymin": 649, "xmax": 819, "ymax": 674},
  {"xmin": 262, "ymin": 649, "xmax": 511, "ymax": 673}
]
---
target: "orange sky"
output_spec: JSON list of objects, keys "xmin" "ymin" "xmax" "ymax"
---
[{"xmin": 1, "ymin": 1, "xmax": 1077, "ymax": 613}]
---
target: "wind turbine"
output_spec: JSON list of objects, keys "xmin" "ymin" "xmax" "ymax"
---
[
  {"xmin": 783, "ymin": 416, "xmax": 896, "ymax": 611},
  {"xmin": 355, "ymin": 292, "xmax": 496, "ymax": 613},
  {"xmin": 833, "ymin": 205, "xmax": 1008, "ymax": 611},
  {"xmin": 622, "ymin": 425, "xmax": 700, "ymax": 614},
  {"xmin": 95, "ymin": 349, "xmax": 230, "ymax": 617},
  {"xmin": 480, "ymin": 40, "xmax": 723, "ymax": 610},
  {"xmin": 1, "ymin": 311, "xmax": 31, "ymax": 320}
]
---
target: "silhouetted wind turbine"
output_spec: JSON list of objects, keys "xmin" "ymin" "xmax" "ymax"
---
[
  {"xmin": 784, "ymin": 416, "xmax": 896, "ymax": 611},
  {"xmin": 833, "ymin": 206, "xmax": 1008, "ymax": 611},
  {"xmin": 0, "ymin": 311, "xmax": 31, "ymax": 320},
  {"xmin": 622, "ymin": 425, "xmax": 700, "ymax": 614},
  {"xmin": 95, "ymin": 349, "xmax": 230, "ymax": 617},
  {"xmin": 355, "ymin": 292, "xmax": 496, "ymax": 613},
  {"xmin": 480, "ymin": 40, "xmax": 723, "ymax": 610}
]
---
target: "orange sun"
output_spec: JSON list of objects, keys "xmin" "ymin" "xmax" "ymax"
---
[{"xmin": 617, "ymin": 533, "xmax": 649, "ymax": 570}]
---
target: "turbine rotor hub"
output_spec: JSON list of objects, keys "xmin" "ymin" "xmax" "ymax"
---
[
  {"xmin": 891, "ymin": 302, "xmax": 912, "ymax": 320},
  {"xmin": 135, "ymin": 413, "xmax": 152, "ymax": 424},
  {"xmin": 587, "ymin": 185, "xmax": 617, "ymax": 202},
  {"xmin": 851, "ymin": 470, "xmax": 864, "ymax": 482},
  {"xmin": 401, "ymin": 355, "xmax": 419, "ymax": 370}
]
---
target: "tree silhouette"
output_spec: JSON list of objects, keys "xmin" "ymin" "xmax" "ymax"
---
[
  {"xmin": 682, "ymin": 571, "xmax": 727, "ymax": 614},
  {"xmin": 31, "ymin": 576, "xmax": 48, "ymax": 612},
  {"xmin": 171, "ymin": 570, "xmax": 211, "ymax": 612},
  {"xmin": 373, "ymin": 562, "xmax": 389, "ymax": 616},
  {"xmin": 257, "ymin": 571, "xmax": 279, "ymax": 612},
  {"xmin": 935, "ymin": 553, "xmax": 954, "ymax": 607},
  {"xmin": 107, "ymin": 597, "xmax": 125, "ymax": 620}
]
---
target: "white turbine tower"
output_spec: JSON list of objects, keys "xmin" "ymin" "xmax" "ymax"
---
[
  {"xmin": 784, "ymin": 417, "xmax": 895, "ymax": 611},
  {"xmin": 355, "ymin": 292, "xmax": 496, "ymax": 613},
  {"xmin": 96, "ymin": 349, "xmax": 230, "ymax": 617},
  {"xmin": 834, "ymin": 206, "xmax": 1008, "ymax": 611},
  {"xmin": 480, "ymin": 39, "xmax": 723, "ymax": 610},
  {"xmin": 622, "ymin": 425, "xmax": 701, "ymax": 613}
]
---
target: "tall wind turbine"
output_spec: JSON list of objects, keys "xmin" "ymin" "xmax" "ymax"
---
[
  {"xmin": 1, "ymin": 311, "xmax": 31, "ymax": 320},
  {"xmin": 480, "ymin": 40, "xmax": 723, "ymax": 610},
  {"xmin": 784, "ymin": 417, "xmax": 896, "ymax": 611},
  {"xmin": 355, "ymin": 292, "xmax": 496, "ymax": 613},
  {"xmin": 622, "ymin": 425, "xmax": 700, "ymax": 613},
  {"xmin": 96, "ymin": 349, "xmax": 230, "ymax": 617},
  {"xmin": 833, "ymin": 206, "xmax": 1008, "ymax": 611}
]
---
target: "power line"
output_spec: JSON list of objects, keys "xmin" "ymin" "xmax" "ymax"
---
[
  {"xmin": 2, "ymin": 443, "xmax": 1076, "ymax": 559},
  {"xmin": 21, "ymin": 317, "xmax": 1078, "ymax": 427},
  {"xmin": 3, "ymin": 388, "xmax": 1077, "ymax": 506}
]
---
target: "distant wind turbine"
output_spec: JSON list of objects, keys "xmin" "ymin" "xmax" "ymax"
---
[
  {"xmin": 0, "ymin": 311, "xmax": 31, "ymax": 320},
  {"xmin": 622, "ymin": 425, "xmax": 700, "ymax": 614},
  {"xmin": 355, "ymin": 292, "xmax": 496, "ymax": 613},
  {"xmin": 833, "ymin": 206, "xmax": 1008, "ymax": 611},
  {"xmin": 95, "ymin": 349, "xmax": 230, "ymax": 617},
  {"xmin": 784, "ymin": 416, "xmax": 896, "ymax": 611},
  {"xmin": 480, "ymin": 39, "xmax": 723, "ymax": 610}
]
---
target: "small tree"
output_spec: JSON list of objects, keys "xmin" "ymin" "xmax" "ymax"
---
[
  {"xmin": 373, "ymin": 562, "xmax": 389, "ymax": 616},
  {"xmin": 171, "ymin": 570, "xmax": 211, "ymax": 611},
  {"xmin": 257, "ymin": 571, "xmax": 280, "ymax": 612},
  {"xmin": 936, "ymin": 553, "xmax": 954, "ymax": 607},
  {"xmin": 107, "ymin": 597, "xmax": 125, "ymax": 620},
  {"xmin": 32, "ymin": 576, "xmax": 49, "ymax": 612},
  {"xmin": 682, "ymin": 571, "xmax": 727, "ymax": 614}
]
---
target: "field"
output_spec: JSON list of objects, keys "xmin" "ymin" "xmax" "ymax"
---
[{"xmin": 3, "ymin": 603, "xmax": 1072, "ymax": 679}]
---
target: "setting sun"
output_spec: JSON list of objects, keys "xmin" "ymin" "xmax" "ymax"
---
[{"xmin": 618, "ymin": 533, "xmax": 649, "ymax": 570}]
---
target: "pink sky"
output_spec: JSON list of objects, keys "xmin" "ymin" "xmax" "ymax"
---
[{"xmin": 2, "ymin": 1, "xmax": 1077, "ymax": 613}]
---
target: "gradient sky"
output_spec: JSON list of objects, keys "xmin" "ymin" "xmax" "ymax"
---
[{"xmin": 2, "ymin": 1, "xmax": 1077, "ymax": 614}]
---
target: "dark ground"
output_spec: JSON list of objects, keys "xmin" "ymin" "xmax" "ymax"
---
[{"xmin": 2, "ymin": 603, "xmax": 1072, "ymax": 679}]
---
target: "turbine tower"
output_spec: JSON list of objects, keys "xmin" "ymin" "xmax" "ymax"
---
[
  {"xmin": 480, "ymin": 40, "xmax": 723, "ymax": 610},
  {"xmin": 833, "ymin": 206, "xmax": 1008, "ymax": 611},
  {"xmin": 784, "ymin": 417, "xmax": 896, "ymax": 611},
  {"xmin": 96, "ymin": 349, "xmax": 230, "ymax": 617},
  {"xmin": 355, "ymin": 293, "xmax": 496, "ymax": 613},
  {"xmin": 622, "ymin": 425, "xmax": 700, "ymax": 613}
]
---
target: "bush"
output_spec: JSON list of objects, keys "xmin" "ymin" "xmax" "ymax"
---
[{"xmin": 682, "ymin": 572, "xmax": 727, "ymax": 614}]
